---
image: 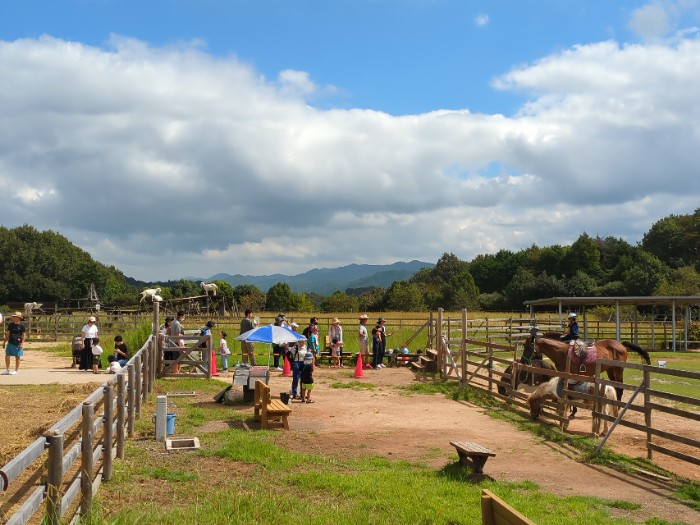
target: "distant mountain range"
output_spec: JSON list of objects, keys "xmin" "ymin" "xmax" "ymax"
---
[{"xmin": 188, "ymin": 260, "xmax": 434, "ymax": 295}]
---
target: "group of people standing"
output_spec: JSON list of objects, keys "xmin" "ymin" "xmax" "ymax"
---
[
  {"xmin": 359, "ymin": 315, "xmax": 392, "ymax": 370},
  {"xmin": 78, "ymin": 316, "xmax": 130, "ymax": 374}
]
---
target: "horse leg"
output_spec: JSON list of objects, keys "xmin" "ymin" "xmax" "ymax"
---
[{"xmin": 607, "ymin": 368, "xmax": 624, "ymax": 401}]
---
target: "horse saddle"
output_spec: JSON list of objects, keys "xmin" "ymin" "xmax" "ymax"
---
[{"xmin": 568, "ymin": 341, "xmax": 597, "ymax": 370}]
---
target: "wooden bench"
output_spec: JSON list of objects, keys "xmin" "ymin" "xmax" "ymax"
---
[
  {"xmin": 450, "ymin": 441, "xmax": 496, "ymax": 474},
  {"xmin": 481, "ymin": 489, "xmax": 535, "ymax": 525},
  {"xmin": 253, "ymin": 380, "xmax": 291, "ymax": 430}
]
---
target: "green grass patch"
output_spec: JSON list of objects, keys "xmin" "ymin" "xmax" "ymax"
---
[
  {"xmin": 330, "ymin": 380, "xmax": 375, "ymax": 390},
  {"xmin": 94, "ymin": 376, "xmax": 698, "ymax": 524}
]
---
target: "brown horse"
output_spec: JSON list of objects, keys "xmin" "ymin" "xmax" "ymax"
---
[{"xmin": 526, "ymin": 327, "xmax": 650, "ymax": 401}]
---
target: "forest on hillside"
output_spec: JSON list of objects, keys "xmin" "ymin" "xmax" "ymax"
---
[{"xmin": 1, "ymin": 208, "xmax": 699, "ymax": 312}]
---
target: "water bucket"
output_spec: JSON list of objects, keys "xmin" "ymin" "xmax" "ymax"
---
[
  {"xmin": 657, "ymin": 360, "xmax": 667, "ymax": 368},
  {"xmin": 166, "ymin": 413, "xmax": 176, "ymax": 435},
  {"xmin": 279, "ymin": 392, "xmax": 291, "ymax": 405}
]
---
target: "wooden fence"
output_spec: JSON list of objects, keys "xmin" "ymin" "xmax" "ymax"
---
[
  {"xmin": 0, "ymin": 335, "xmax": 158, "ymax": 524},
  {"xmin": 437, "ymin": 335, "xmax": 700, "ymax": 468}
]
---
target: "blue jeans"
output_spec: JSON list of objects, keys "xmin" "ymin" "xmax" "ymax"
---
[
  {"xmin": 220, "ymin": 355, "xmax": 229, "ymax": 370},
  {"xmin": 291, "ymin": 361, "xmax": 303, "ymax": 397},
  {"xmin": 372, "ymin": 341, "xmax": 381, "ymax": 369}
]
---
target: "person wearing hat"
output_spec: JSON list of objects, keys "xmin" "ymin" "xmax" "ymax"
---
[
  {"xmin": 79, "ymin": 316, "xmax": 99, "ymax": 371},
  {"xmin": 300, "ymin": 350, "xmax": 315, "ymax": 403},
  {"xmin": 560, "ymin": 313, "xmax": 580, "ymax": 343},
  {"xmin": 328, "ymin": 318, "xmax": 344, "ymax": 367},
  {"xmin": 3, "ymin": 312, "xmax": 26, "ymax": 375},
  {"xmin": 358, "ymin": 314, "xmax": 371, "ymax": 368}
]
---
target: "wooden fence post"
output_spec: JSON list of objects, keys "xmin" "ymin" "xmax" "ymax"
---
[
  {"xmin": 437, "ymin": 309, "xmax": 444, "ymax": 378},
  {"xmin": 142, "ymin": 342, "xmax": 150, "ymax": 399},
  {"xmin": 461, "ymin": 309, "xmax": 467, "ymax": 385},
  {"xmin": 103, "ymin": 385, "xmax": 114, "ymax": 482},
  {"xmin": 45, "ymin": 431, "xmax": 64, "ymax": 525},
  {"xmin": 127, "ymin": 364, "xmax": 135, "ymax": 437},
  {"xmin": 135, "ymin": 355, "xmax": 142, "ymax": 418},
  {"xmin": 117, "ymin": 373, "xmax": 126, "ymax": 459},
  {"xmin": 80, "ymin": 402, "xmax": 95, "ymax": 520},
  {"xmin": 644, "ymin": 366, "xmax": 652, "ymax": 460}
]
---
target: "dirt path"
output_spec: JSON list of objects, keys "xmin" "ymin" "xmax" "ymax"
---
[
  {"xmin": 257, "ymin": 366, "xmax": 699, "ymax": 524},
  {"xmin": 0, "ymin": 344, "xmax": 111, "ymax": 385}
]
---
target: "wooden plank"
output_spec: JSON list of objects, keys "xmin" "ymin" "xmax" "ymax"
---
[
  {"xmin": 1, "ymin": 437, "xmax": 46, "ymax": 490},
  {"xmin": 5, "ymin": 485, "xmax": 45, "ymax": 525},
  {"xmin": 648, "ymin": 443, "xmax": 700, "ymax": 467},
  {"xmin": 648, "ymin": 401, "xmax": 700, "ymax": 420},
  {"xmin": 481, "ymin": 489, "xmax": 536, "ymax": 525}
]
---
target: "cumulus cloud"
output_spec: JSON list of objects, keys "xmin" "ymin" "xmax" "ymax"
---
[{"xmin": 1, "ymin": 34, "xmax": 699, "ymax": 281}]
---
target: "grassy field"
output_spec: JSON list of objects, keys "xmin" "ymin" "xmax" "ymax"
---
[{"xmin": 81, "ymin": 377, "xmax": 698, "ymax": 525}]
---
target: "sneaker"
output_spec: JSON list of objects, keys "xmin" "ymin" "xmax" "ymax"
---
[
  {"xmin": 1, "ymin": 370, "xmax": 9, "ymax": 375},
  {"xmin": 9, "ymin": 370, "xmax": 17, "ymax": 375},
  {"xmin": 274, "ymin": 367, "xmax": 283, "ymax": 371}
]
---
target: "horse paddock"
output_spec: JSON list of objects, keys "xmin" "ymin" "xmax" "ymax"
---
[{"xmin": 1, "ymin": 350, "xmax": 699, "ymax": 524}]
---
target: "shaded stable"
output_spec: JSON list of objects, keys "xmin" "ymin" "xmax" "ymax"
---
[{"xmin": 525, "ymin": 295, "xmax": 700, "ymax": 351}]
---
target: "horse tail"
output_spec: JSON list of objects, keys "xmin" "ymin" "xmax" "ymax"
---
[{"xmin": 622, "ymin": 342, "xmax": 651, "ymax": 365}]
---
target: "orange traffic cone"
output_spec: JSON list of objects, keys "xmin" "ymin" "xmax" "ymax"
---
[
  {"xmin": 282, "ymin": 354, "xmax": 292, "ymax": 377},
  {"xmin": 210, "ymin": 350, "xmax": 218, "ymax": 376},
  {"xmin": 354, "ymin": 352, "xmax": 365, "ymax": 379}
]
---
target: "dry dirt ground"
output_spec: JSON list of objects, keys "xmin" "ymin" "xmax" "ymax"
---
[{"xmin": 2, "ymin": 350, "xmax": 699, "ymax": 524}]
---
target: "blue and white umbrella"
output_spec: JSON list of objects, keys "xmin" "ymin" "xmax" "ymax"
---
[{"xmin": 235, "ymin": 324, "xmax": 306, "ymax": 345}]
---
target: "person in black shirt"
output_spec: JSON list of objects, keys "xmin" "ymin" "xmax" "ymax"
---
[
  {"xmin": 3, "ymin": 312, "xmax": 25, "ymax": 375},
  {"xmin": 109, "ymin": 335, "xmax": 130, "ymax": 367}
]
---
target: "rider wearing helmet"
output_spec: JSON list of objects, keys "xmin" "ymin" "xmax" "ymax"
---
[{"xmin": 560, "ymin": 313, "xmax": 579, "ymax": 342}]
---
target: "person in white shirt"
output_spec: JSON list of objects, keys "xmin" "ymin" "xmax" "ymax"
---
[
  {"xmin": 358, "ymin": 314, "xmax": 370, "ymax": 369},
  {"xmin": 79, "ymin": 316, "xmax": 99, "ymax": 371}
]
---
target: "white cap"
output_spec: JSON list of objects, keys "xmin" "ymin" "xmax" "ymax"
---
[{"xmin": 568, "ymin": 312, "xmax": 577, "ymax": 319}]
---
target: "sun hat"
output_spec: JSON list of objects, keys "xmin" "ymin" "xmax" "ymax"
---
[
  {"xmin": 359, "ymin": 314, "xmax": 368, "ymax": 320},
  {"xmin": 88, "ymin": 316, "xmax": 97, "ymax": 322},
  {"xmin": 331, "ymin": 317, "xmax": 340, "ymax": 324},
  {"xmin": 378, "ymin": 317, "xmax": 386, "ymax": 323},
  {"xmin": 291, "ymin": 322, "xmax": 299, "ymax": 328},
  {"xmin": 11, "ymin": 311, "xmax": 22, "ymax": 318}
]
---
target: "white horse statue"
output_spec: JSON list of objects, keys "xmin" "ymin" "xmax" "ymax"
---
[
  {"xmin": 200, "ymin": 282, "xmax": 218, "ymax": 296},
  {"xmin": 139, "ymin": 288, "xmax": 161, "ymax": 304},
  {"xmin": 24, "ymin": 302, "xmax": 43, "ymax": 315}
]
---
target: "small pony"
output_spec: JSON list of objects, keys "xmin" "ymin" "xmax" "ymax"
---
[{"xmin": 528, "ymin": 377, "xmax": 618, "ymax": 436}]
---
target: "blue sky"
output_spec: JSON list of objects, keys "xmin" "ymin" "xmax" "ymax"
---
[{"xmin": 1, "ymin": 1, "xmax": 700, "ymax": 282}]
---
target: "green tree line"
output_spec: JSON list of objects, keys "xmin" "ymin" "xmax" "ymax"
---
[{"xmin": 2, "ymin": 209, "xmax": 700, "ymax": 311}]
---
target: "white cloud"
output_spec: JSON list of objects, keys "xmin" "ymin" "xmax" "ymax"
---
[
  {"xmin": 627, "ymin": 1, "xmax": 700, "ymax": 40},
  {"xmin": 1, "ymin": 34, "xmax": 699, "ymax": 281},
  {"xmin": 474, "ymin": 14, "xmax": 490, "ymax": 27}
]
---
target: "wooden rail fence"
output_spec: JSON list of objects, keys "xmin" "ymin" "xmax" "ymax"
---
[
  {"xmin": 0, "ymin": 335, "xmax": 158, "ymax": 525},
  {"xmin": 434, "ymin": 334, "xmax": 700, "ymax": 468}
]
